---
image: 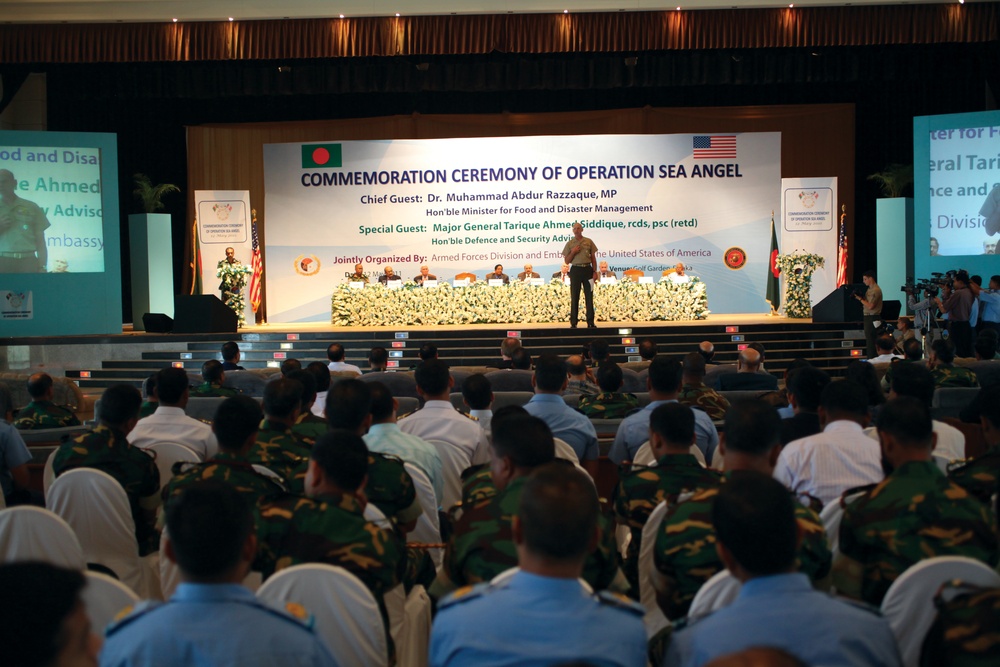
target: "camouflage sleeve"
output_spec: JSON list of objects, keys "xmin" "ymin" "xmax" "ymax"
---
[
  {"xmin": 366, "ymin": 455, "xmax": 420, "ymax": 526},
  {"xmin": 582, "ymin": 510, "xmax": 627, "ymax": 593},
  {"xmin": 793, "ymin": 503, "xmax": 832, "ymax": 582},
  {"xmin": 651, "ymin": 491, "xmax": 721, "ymax": 620}
]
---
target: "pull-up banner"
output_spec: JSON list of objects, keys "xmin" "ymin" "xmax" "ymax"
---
[{"xmin": 263, "ymin": 133, "xmax": 781, "ymax": 322}]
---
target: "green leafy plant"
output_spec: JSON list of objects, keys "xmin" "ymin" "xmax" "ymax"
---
[
  {"xmin": 867, "ymin": 163, "xmax": 913, "ymax": 198},
  {"xmin": 132, "ymin": 173, "xmax": 180, "ymax": 213}
]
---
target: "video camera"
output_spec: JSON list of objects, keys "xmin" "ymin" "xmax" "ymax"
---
[{"xmin": 900, "ymin": 278, "xmax": 939, "ymax": 298}]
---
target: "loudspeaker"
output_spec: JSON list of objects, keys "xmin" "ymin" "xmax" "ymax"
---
[
  {"xmin": 173, "ymin": 295, "xmax": 238, "ymax": 334},
  {"xmin": 141, "ymin": 312, "xmax": 173, "ymax": 333},
  {"xmin": 882, "ymin": 300, "xmax": 902, "ymax": 321},
  {"xmin": 812, "ymin": 285, "xmax": 864, "ymax": 323}
]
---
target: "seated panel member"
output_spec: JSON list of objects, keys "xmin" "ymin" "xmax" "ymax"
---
[
  {"xmin": 552, "ymin": 263, "xmax": 571, "ymax": 284},
  {"xmin": 378, "ymin": 265, "xmax": 402, "ymax": 284},
  {"xmin": 668, "ymin": 262, "xmax": 691, "ymax": 284},
  {"xmin": 517, "ymin": 263, "xmax": 540, "ymax": 281},
  {"xmin": 486, "ymin": 264, "xmax": 509, "ymax": 284},
  {"xmin": 348, "ymin": 262, "xmax": 369, "ymax": 283},
  {"xmin": 597, "ymin": 260, "xmax": 617, "ymax": 281},
  {"xmin": 413, "ymin": 264, "xmax": 437, "ymax": 285},
  {"xmin": 430, "ymin": 463, "xmax": 646, "ymax": 667},
  {"xmin": 100, "ymin": 482, "xmax": 337, "ymax": 667}
]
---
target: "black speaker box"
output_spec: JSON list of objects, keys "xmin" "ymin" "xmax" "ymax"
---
[
  {"xmin": 812, "ymin": 285, "xmax": 864, "ymax": 323},
  {"xmin": 173, "ymin": 295, "xmax": 238, "ymax": 334},
  {"xmin": 141, "ymin": 312, "xmax": 173, "ymax": 333}
]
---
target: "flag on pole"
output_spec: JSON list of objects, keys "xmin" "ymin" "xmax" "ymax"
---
[
  {"xmin": 249, "ymin": 209, "xmax": 263, "ymax": 313},
  {"xmin": 766, "ymin": 212, "xmax": 780, "ymax": 312},
  {"xmin": 190, "ymin": 218, "xmax": 202, "ymax": 295},
  {"xmin": 836, "ymin": 205, "xmax": 848, "ymax": 288}
]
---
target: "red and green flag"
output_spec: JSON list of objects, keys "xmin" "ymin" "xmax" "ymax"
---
[{"xmin": 766, "ymin": 213, "xmax": 780, "ymax": 312}]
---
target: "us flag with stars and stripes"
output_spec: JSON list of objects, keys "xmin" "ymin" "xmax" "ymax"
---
[
  {"xmin": 249, "ymin": 213, "xmax": 263, "ymax": 313},
  {"xmin": 693, "ymin": 135, "xmax": 737, "ymax": 159}
]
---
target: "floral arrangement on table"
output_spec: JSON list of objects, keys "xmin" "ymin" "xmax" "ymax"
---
[
  {"xmin": 330, "ymin": 278, "xmax": 709, "ymax": 326},
  {"xmin": 775, "ymin": 253, "xmax": 824, "ymax": 319}
]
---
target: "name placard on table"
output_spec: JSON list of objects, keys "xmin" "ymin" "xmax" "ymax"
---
[
  {"xmin": 422, "ymin": 279, "xmax": 439, "ymax": 288},
  {"xmin": 487, "ymin": 279, "xmax": 505, "ymax": 287}
]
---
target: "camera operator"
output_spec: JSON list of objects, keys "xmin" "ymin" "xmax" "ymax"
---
[
  {"xmin": 978, "ymin": 275, "xmax": 1000, "ymax": 334},
  {"xmin": 904, "ymin": 283, "xmax": 940, "ymax": 355},
  {"xmin": 935, "ymin": 270, "xmax": 975, "ymax": 358},
  {"xmin": 854, "ymin": 270, "xmax": 883, "ymax": 359}
]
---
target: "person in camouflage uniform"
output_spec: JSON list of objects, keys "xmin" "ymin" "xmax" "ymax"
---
[
  {"xmin": 652, "ymin": 400, "xmax": 831, "ymax": 620},
  {"xmin": 929, "ymin": 338, "xmax": 979, "ymax": 388},
  {"xmin": 677, "ymin": 352, "xmax": 730, "ymax": 421},
  {"xmin": 612, "ymin": 402, "xmax": 723, "ymax": 590},
  {"xmin": 429, "ymin": 411, "xmax": 626, "ymax": 600},
  {"xmin": 921, "ymin": 580, "xmax": 1000, "ymax": 666},
  {"xmin": 52, "ymin": 384, "xmax": 160, "ymax": 555},
  {"xmin": 577, "ymin": 362, "xmax": 640, "ymax": 419},
  {"xmin": 948, "ymin": 385, "xmax": 1000, "ymax": 504},
  {"xmin": 285, "ymin": 369, "xmax": 328, "ymax": 441},
  {"xmin": 14, "ymin": 372, "xmax": 81, "ymax": 429},
  {"xmin": 835, "ymin": 397, "xmax": 998, "ymax": 606},
  {"xmin": 189, "ymin": 359, "xmax": 241, "ymax": 398},
  {"xmin": 163, "ymin": 395, "xmax": 288, "ymax": 573},
  {"xmin": 245, "ymin": 379, "xmax": 313, "ymax": 493}
]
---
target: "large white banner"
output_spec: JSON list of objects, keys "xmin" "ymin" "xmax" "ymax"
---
[
  {"xmin": 780, "ymin": 177, "xmax": 839, "ymax": 305},
  {"xmin": 193, "ymin": 190, "xmax": 253, "ymax": 323},
  {"xmin": 263, "ymin": 133, "xmax": 781, "ymax": 322}
]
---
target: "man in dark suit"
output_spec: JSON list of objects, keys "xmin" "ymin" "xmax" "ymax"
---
[
  {"xmin": 597, "ymin": 261, "xmax": 617, "ymax": 281},
  {"xmin": 717, "ymin": 348, "xmax": 778, "ymax": 391},
  {"xmin": 487, "ymin": 264, "xmax": 509, "ymax": 284},
  {"xmin": 516, "ymin": 264, "xmax": 540, "ymax": 281}
]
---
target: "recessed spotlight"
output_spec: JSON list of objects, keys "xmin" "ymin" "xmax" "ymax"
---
[
  {"xmin": 339, "ymin": 14, "xmax": 344, "ymax": 18},
  {"xmin": 958, "ymin": 0, "xmax": 964, "ymax": 4},
  {"xmin": 788, "ymin": 3, "xmax": 793, "ymax": 6},
  {"xmin": 228, "ymin": 17, "xmax": 234, "ymax": 21},
  {"xmin": 564, "ymin": 9, "xmax": 569, "ymax": 13},
  {"xmin": 676, "ymin": 6, "xmax": 681, "ymax": 9},
  {"xmin": 172, "ymin": 18, "xmax": 177, "ymax": 22},
  {"xmin": 395, "ymin": 13, "xmax": 400, "ymax": 17}
]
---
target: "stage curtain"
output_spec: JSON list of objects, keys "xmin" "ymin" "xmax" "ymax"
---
[
  {"xmin": 2, "ymin": 5, "xmax": 995, "ymax": 64},
  {"xmin": 185, "ymin": 104, "xmax": 855, "ymax": 319}
]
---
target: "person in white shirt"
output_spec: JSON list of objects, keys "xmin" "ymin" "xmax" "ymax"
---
[
  {"xmin": 326, "ymin": 342, "xmax": 361, "ymax": 375},
  {"xmin": 864, "ymin": 335, "xmax": 903, "ymax": 365},
  {"xmin": 128, "ymin": 367, "xmax": 218, "ymax": 460},
  {"xmin": 398, "ymin": 360, "xmax": 491, "ymax": 507},
  {"xmin": 774, "ymin": 379, "xmax": 883, "ymax": 506},
  {"xmin": 667, "ymin": 262, "xmax": 691, "ymax": 284},
  {"xmin": 865, "ymin": 361, "xmax": 965, "ymax": 464}
]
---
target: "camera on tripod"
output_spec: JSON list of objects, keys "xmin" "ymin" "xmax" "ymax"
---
[{"xmin": 900, "ymin": 278, "xmax": 939, "ymax": 298}]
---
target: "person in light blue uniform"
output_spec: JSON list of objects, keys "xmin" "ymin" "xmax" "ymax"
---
[
  {"xmin": 100, "ymin": 481, "xmax": 338, "ymax": 667},
  {"xmin": 430, "ymin": 463, "xmax": 646, "ymax": 667},
  {"xmin": 611, "ymin": 357, "xmax": 718, "ymax": 464},
  {"xmin": 523, "ymin": 354, "xmax": 599, "ymax": 475},
  {"xmin": 664, "ymin": 471, "xmax": 901, "ymax": 667}
]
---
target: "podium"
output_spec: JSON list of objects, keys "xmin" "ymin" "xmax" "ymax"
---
[
  {"xmin": 812, "ymin": 285, "xmax": 864, "ymax": 323},
  {"xmin": 173, "ymin": 295, "xmax": 238, "ymax": 334}
]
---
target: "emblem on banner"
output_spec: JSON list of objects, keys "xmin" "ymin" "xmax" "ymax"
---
[
  {"xmin": 723, "ymin": 247, "xmax": 747, "ymax": 270},
  {"xmin": 294, "ymin": 255, "xmax": 321, "ymax": 276},
  {"xmin": 797, "ymin": 191, "xmax": 819, "ymax": 209},
  {"xmin": 212, "ymin": 203, "xmax": 234, "ymax": 220}
]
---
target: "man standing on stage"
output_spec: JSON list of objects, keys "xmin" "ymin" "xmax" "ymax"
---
[
  {"xmin": 0, "ymin": 169, "xmax": 49, "ymax": 273},
  {"xmin": 855, "ymin": 270, "xmax": 883, "ymax": 359},
  {"xmin": 562, "ymin": 222, "xmax": 598, "ymax": 329},
  {"xmin": 218, "ymin": 246, "xmax": 250, "ymax": 327}
]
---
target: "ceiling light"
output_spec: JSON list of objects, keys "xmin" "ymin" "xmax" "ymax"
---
[{"xmin": 228, "ymin": 17, "xmax": 234, "ymax": 21}]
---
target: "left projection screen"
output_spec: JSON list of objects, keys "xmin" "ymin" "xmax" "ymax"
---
[{"xmin": 0, "ymin": 131, "xmax": 121, "ymax": 336}]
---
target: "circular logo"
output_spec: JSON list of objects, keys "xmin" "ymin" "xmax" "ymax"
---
[
  {"xmin": 723, "ymin": 247, "xmax": 747, "ymax": 270},
  {"xmin": 294, "ymin": 254, "xmax": 321, "ymax": 276}
]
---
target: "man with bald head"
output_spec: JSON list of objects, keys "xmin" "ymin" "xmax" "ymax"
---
[
  {"xmin": 413, "ymin": 264, "xmax": 437, "ymax": 285},
  {"xmin": 517, "ymin": 264, "xmax": 540, "ymax": 281},
  {"xmin": 565, "ymin": 354, "xmax": 599, "ymax": 396},
  {"xmin": 378, "ymin": 265, "xmax": 401, "ymax": 284},
  {"xmin": 668, "ymin": 262, "xmax": 691, "ymax": 284},
  {"xmin": 698, "ymin": 340, "xmax": 719, "ymax": 365},
  {"xmin": 717, "ymin": 347, "xmax": 778, "ymax": 391},
  {"xmin": 14, "ymin": 372, "xmax": 81, "ymax": 429},
  {"xmin": 0, "ymin": 169, "xmax": 49, "ymax": 273}
]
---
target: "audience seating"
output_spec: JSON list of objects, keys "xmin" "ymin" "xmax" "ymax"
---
[
  {"xmin": 718, "ymin": 389, "xmax": 770, "ymax": 404},
  {"xmin": 81, "ymin": 570, "xmax": 140, "ymax": 633},
  {"xmin": 704, "ymin": 364, "xmax": 738, "ymax": 388},
  {"xmin": 620, "ymin": 368, "xmax": 644, "ymax": 393},
  {"xmin": 144, "ymin": 442, "xmax": 202, "ymax": 492},
  {"xmin": 222, "ymin": 370, "xmax": 268, "ymax": 397},
  {"xmin": 1, "ymin": 373, "xmax": 85, "ymax": 414},
  {"xmin": 687, "ymin": 569, "xmax": 741, "ymax": 619},
  {"xmin": 17, "ymin": 425, "xmax": 89, "ymax": 444},
  {"xmin": 403, "ymin": 463, "xmax": 442, "ymax": 568},
  {"xmin": 185, "ymin": 397, "xmax": 225, "ymax": 421},
  {"xmin": 930, "ymin": 387, "xmax": 979, "ymax": 421},
  {"xmin": 47, "ymin": 468, "xmax": 161, "ymax": 599},
  {"xmin": 820, "ymin": 490, "xmax": 866, "ymax": 559},
  {"xmin": 941, "ymin": 417, "xmax": 987, "ymax": 459},
  {"xmin": 396, "ymin": 396, "xmax": 419, "ymax": 417},
  {"xmin": 257, "ymin": 563, "xmax": 389, "ymax": 667},
  {"xmin": 490, "ymin": 391, "xmax": 535, "ymax": 410},
  {"xmin": 42, "ymin": 449, "xmax": 58, "ymax": 497},
  {"xmin": 0, "ymin": 505, "xmax": 85, "ymax": 569},
  {"xmin": 483, "ymin": 370, "xmax": 534, "ymax": 392},
  {"xmin": 398, "ymin": 585, "xmax": 433, "ymax": 667},
  {"xmin": 638, "ymin": 500, "xmax": 671, "ymax": 638},
  {"xmin": 562, "ymin": 393, "xmax": 582, "ymax": 409},
  {"xmin": 881, "ymin": 556, "xmax": 1000, "ymax": 667},
  {"xmin": 361, "ymin": 372, "xmax": 420, "ymax": 400},
  {"xmin": 553, "ymin": 438, "xmax": 581, "ymax": 465}
]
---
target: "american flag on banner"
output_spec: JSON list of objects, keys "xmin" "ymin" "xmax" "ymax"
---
[
  {"xmin": 249, "ymin": 211, "xmax": 263, "ymax": 313},
  {"xmin": 836, "ymin": 207, "xmax": 848, "ymax": 288},
  {"xmin": 693, "ymin": 135, "xmax": 737, "ymax": 159}
]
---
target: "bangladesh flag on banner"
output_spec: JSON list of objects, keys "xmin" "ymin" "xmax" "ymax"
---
[
  {"xmin": 766, "ymin": 214, "xmax": 780, "ymax": 312},
  {"xmin": 301, "ymin": 144, "xmax": 342, "ymax": 168}
]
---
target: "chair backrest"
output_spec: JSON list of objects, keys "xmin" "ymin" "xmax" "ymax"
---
[
  {"xmin": 941, "ymin": 417, "xmax": 987, "ymax": 460},
  {"xmin": 687, "ymin": 569, "xmax": 742, "ymax": 619},
  {"xmin": 144, "ymin": 442, "xmax": 202, "ymax": 491},
  {"xmin": 185, "ymin": 397, "xmax": 226, "ymax": 421},
  {"xmin": 562, "ymin": 393, "xmax": 581, "ymax": 409},
  {"xmin": 81, "ymin": 570, "xmax": 140, "ymax": 634},
  {"xmin": 639, "ymin": 500, "xmax": 671, "ymax": 637},
  {"xmin": 490, "ymin": 390, "xmax": 535, "ymax": 410},
  {"xmin": 623, "ymin": 269, "xmax": 644, "ymax": 282},
  {"xmin": 0, "ymin": 505, "xmax": 85, "ymax": 569},
  {"xmin": 820, "ymin": 490, "xmax": 865, "ymax": 558},
  {"xmin": 402, "ymin": 462, "xmax": 442, "ymax": 568},
  {"xmin": 484, "ymin": 372, "xmax": 534, "ymax": 393},
  {"xmin": 395, "ymin": 396, "xmax": 419, "ymax": 416},
  {"xmin": 553, "ymin": 438, "xmax": 581, "ymax": 465},
  {"xmin": 661, "ymin": 268, "xmax": 676, "ymax": 277},
  {"xmin": 425, "ymin": 439, "xmax": 472, "ymax": 512},
  {"xmin": 46, "ymin": 468, "xmax": 146, "ymax": 595},
  {"xmin": 43, "ymin": 448, "xmax": 58, "ymax": 496},
  {"xmin": 620, "ymin": 368, "xmax": 644, "ymax": 393},
  {"xmin": 17, "ymin": 425, "xmax": 89, "ymax": 444},
  {"xmin": 448, "ymin": 392, "xmax": 467, "ymax": 412},
  {"xmin": 718, "ymin": 389, "xmax": 769, "ymax": 404},
  {"xmin": 454, "ymin": 272, "xmax": 476, "ymax": 282},
  {"xmin": 361, "ymin": 372, "xmax": 420, "ymax": 400},
  {"xmin": 930, "ymin": 387, "xmax": 980, "ymax": 420},
  {"xmin": 881, "ymin": 556, "xmax": 1000, "ymax": 667},
  {"xmin": 257, "ymin": 563, "xmax": 389, "ymax": 667},
  {"xmin": 222, "ymin": 370, "xmax": 269, "ymax": 398}
]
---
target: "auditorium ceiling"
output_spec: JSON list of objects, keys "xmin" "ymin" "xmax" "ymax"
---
[{"xmin": 2, "ymin": 0, "xmax": 949, "ymax": 23}]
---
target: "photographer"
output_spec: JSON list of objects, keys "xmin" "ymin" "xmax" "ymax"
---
[
  {"xmin": 855, "ymin": 270, "xmax": 883, "ymax": 359},
  {"xmin": 936, "ymin": 270, "xmax": 975, "ymax": 358},
  {"xmin": 904, "ymin": 283, "xmax": 940, "ymax": 354}
]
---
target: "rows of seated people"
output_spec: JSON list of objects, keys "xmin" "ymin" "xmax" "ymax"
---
[{"xmin": 1, "ymin": 333, "xmax": 999, "ymax": 667}]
